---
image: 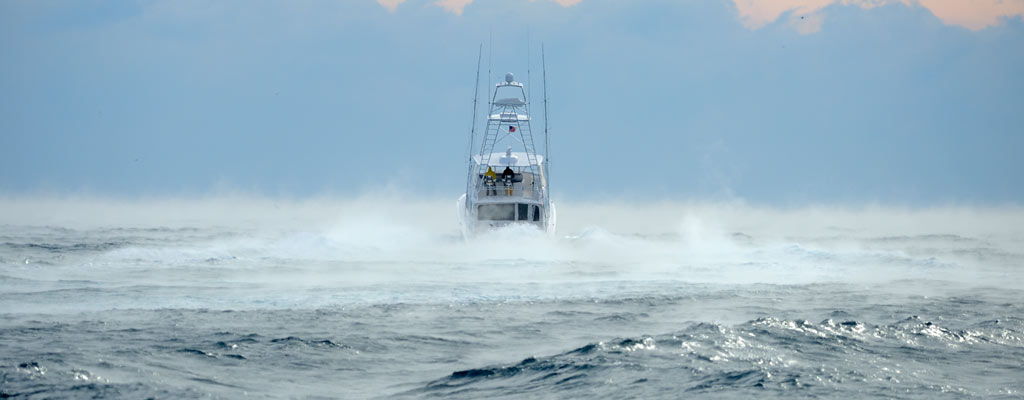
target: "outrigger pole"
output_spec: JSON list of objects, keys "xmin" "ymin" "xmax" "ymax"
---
[
  {"xmin": 465, "ymin": 45, "xmax": 483, "ymax": 209},
  {"xmin": 487, "ymin": 29, "xmax": 493, "ymax": 108},
  {"xmin": 542, "ymin": 44, "xmax": 551, "ymax": 209},
  {"xmin": 527, "ymin": 28, "xmax": 532, "ymax": 113}
]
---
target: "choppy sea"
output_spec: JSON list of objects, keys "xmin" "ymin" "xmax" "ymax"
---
[{"xmin": 1, "ymin": 199, "xmax": 1022, "ymax": 398}]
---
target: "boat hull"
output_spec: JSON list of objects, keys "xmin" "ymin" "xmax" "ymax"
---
[{"xmin": 457, "ymin": 194, "xmax": 555, "ymax": 238}]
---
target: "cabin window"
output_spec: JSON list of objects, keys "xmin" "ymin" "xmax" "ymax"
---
[
  {"xmin": 533, "ymin": 206, "xmax": 540, "ymax": 221},
  {"xmin": 517, "ymin": 204, "xmax": 529, "ymax": 221},
  {"xmin": 478, "ymin": 204, "xmax": 515, "ymax": 221}
]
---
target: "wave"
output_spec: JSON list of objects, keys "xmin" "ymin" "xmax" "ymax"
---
[{"xmin": 412, "ymin": 315, "xmax": 1024, "ymax": 398}]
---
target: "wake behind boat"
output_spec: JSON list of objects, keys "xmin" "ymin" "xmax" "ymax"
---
[{"xmin": 458, "ymin": 48, "xmax": 555, "ymax": 237}]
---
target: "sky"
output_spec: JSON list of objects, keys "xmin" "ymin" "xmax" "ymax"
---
[{"xmin": 1, "ymin": 0, "xmax": 1022, "ymax": 205}]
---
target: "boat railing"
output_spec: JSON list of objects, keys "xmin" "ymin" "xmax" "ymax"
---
[{"xmin": 474, "ymin": 182, "xmax": 542, "ymax": 200}]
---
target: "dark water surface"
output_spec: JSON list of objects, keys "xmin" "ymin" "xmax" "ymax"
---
[{"xmin": 1, "ymin": 221, "xmax": 1022, "ymax": 398}]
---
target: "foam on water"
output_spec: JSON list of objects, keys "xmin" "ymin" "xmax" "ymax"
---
[{"xmin": 0, "ymin": 196, "xmax": 1022, "ymax": 398}]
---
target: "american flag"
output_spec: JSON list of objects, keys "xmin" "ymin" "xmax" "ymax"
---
[{"xmin": 509, "ymin": 126, "xmax": 516, "ymax": 133}]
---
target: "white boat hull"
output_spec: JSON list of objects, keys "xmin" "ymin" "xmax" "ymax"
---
[{"xmin": 457, "ymin": 193, "xmax": 555, "ymax": 238}]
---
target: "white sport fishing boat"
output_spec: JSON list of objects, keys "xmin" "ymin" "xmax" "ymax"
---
[{"xmin": 457, "ymin": 48, "xmax": 555, "ymax": 237}]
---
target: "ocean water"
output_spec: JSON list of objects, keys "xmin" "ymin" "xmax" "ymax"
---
[{"xmin": 1, "ymin": 198, "xmax": 1023, "ymax": 398}]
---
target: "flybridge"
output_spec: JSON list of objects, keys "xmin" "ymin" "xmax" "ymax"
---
[{"xmin": 457, "ymin": 47, "xmax": 555, "ymax": 237}]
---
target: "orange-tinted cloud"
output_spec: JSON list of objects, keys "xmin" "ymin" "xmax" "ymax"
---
[
  {"xmin": 376, "ymin": 0, "xmax": 581, "ymax": 15},
  {"xmin": 916, "ymin": 0, "xmax": 1024, "ymax": 30},
  {"xmin": 436, "ymin": 0, "xmax": 581, "ymax": 15},
  {"xmin": 433, "ymin": 0, "xmax": 472, "ymax": 15},
  {"xmin": 733, "ymin": 0, "xmax": 1024, "ymax": 33},
  {"xmin": 376, "ymin": 0, "xmax": 1024, "ymax": 32},
  {"xmin": 376, "ymin": 0, "xmax": 406, "ymax": 12}
]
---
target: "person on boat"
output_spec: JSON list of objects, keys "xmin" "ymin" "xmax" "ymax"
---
[
  {"xmin": 483, "ymin": 166, "xmax": 497, "ymax": 196},
  {"xmin": 502, "ymin": 166, "xmax": 515, "ymax": 196}
]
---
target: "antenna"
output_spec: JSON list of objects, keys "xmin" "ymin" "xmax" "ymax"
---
[
  {"xmin": 465, "ymin": 45, "xmax": 483, "ymax": 208},
  {"xmin": 542, "ymin": 44, "xmax": 550, "ymax": 207}
]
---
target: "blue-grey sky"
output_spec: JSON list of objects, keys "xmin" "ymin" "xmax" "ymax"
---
[{"xmin": 1, "ymin": 0, "xmax": 1022, "ymax": 205}]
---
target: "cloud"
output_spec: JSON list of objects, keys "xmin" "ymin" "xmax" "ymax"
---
[
  {"xmin": 374, "ymin": 0, "xmax": 1022, "ymax": 29},
  {"xmin": 434, "ymin": 0, "xmax": 473, "ymax": 15},
  {"xmin": 734, "ymin": 0, "xmax": 826, "ymax": 30},
  {"xmin": 733, "ymin": 0, "xmax": 1024, "ymax": 33},
  {"xmin": 917, "ymin": 0, "xmax": 1024, "ymax": 30},
  {"xmin": 376, "ymin": 0, "xmax": 406, "ymax": 12},
  {"xmin": 375, "ymin": 0, "xmax": 581, "ymax": 15},
  {"xmin": 435, "ymin": 0, "xmax": 582, "ymax": 15}
]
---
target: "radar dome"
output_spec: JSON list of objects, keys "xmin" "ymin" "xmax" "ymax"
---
[{"xmin": 505, "ymin": 72, "xmax": 514, "ymax": 83}]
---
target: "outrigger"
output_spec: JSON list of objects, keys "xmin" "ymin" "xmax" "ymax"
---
[{"xmin": 457, "ymin": 47, "xmax": 555, "ymax": 237}]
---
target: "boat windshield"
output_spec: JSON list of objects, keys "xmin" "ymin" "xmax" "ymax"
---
[
  {"xmin": 478, "ymin": 203, "xmax": 541, "ymax": 222},
  {"xmin": 478, "ymin": 204, "xmax": 515, "ymax": 221}
]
